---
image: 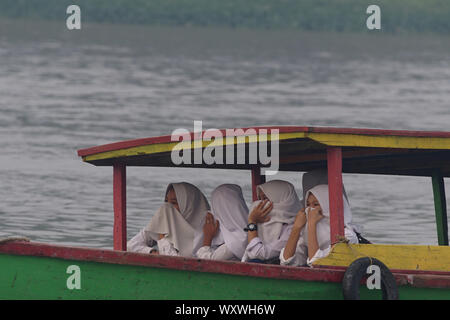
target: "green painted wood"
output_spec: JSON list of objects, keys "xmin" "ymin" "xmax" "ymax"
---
[
  {"xmin": 432, "ymin": 171, "xmax": 449, "ymax": 245},
  {"xmin": 1, "ymin": 254, "xmax": 449, "ymax": 300}
]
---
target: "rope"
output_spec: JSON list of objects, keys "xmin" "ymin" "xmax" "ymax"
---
[{"xmin": 0, "ymin": 237, "xmax": 31, "ymax": 244}]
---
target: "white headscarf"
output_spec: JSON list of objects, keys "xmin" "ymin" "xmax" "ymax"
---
[
  {"xmin": 144, "ymin": 182, "xmax": 210, "ymax": 257},
  {"xmin": 304, "ymin": 184, "xmax": 353, "ymax": 249},
  {"xmin": 210, "ymin": 184, "xmax": 249, "ymax": 259},
  {"xmin": 251, "ymin": 180, "xmax": 301, "ymax": 243},
  {"xmin": 301, "ymin": 169, "xmax": 349, "ymax": 207}
]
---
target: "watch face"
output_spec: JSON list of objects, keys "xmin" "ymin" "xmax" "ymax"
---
[{"xmin": 244, "ymin": 223, "xmax": 257, "ymax": 232}]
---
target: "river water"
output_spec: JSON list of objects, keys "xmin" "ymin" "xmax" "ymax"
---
[{"xmin": 0, "ymin": 19, "xmax": 449, "ymax": 248}]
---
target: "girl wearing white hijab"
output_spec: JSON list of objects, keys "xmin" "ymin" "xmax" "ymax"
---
[
  {"xmin": 196, "ymin": 184, "xmax": 249, "ymax": 261},
  {"xmin": 301, "ymin": 169, "xmax": 349, "ymax": 205},
  {"xmin": 241, "ymin": 180, "xmax": 302, "ymax": 264},
  {"xmin": 280, "ymin": 184, "xmax": 359, "ymax": 267},
  {"xmin": 127, "ymin": 182, "xmax": 210, "ymax": 257}
]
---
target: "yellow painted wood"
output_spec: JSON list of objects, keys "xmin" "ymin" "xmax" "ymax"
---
[
  {"xmin": 307, "ymin": 133, "xmax": 450, "ymax": 150},
  {"xmin": 84, "ymin": 141, "xmax": 179, "ymax": 162},
  {"xmin": 83, "ymin": 131, "xmax": 450, "ymax": 162},
  {"xmin": 83, "ymin": 132, "xmax": 307, "ymax": 162},
  {"xmin": 313, "ymin": 243, "xmax": 450, "ymax": 272}
]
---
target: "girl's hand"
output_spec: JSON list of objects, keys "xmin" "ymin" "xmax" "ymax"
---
[
  {"xmin": 248, "ymin": 199, "xmax": 273, "ymax": 224},
  {"xmin": 203, "ymin": 212, "xmax": 219, "ymax": 245},
  {"xmin": 307, "ymin": 207, "xmax": 324, "ymax": 225},
  {"xmin": 293, "ymin": 208, "xmax": 307, "ymax": 229}
]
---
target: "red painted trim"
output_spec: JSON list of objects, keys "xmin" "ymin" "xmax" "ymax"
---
[
  {"xmin": 251, "ymin": 167, "xmax": 266, "ymax": 201},
  {"xmin": 327, "ymin": 147, "xmax": 345, "ymax": 243},
  {"xmin": 313, "ymin": 264, "xmax": 450, "ymax": 276},
  {"xmin": 279, "ymin": 148, "xmax": 411, "ymax": 164},
  {"xmin": 313, "ymin": 265, "xmax": 450, "ymax": 289},
  {"xmin": 77, "ymin": 126, "xmax": 309, "ymax": 157},
  {"xmin": 309, "ymin": 127, "xmax": 450, "ymax": 138},
  {"xmin": 77, "ymin": 126, "xmax": 450, "ymax": 158},
  {"xmin": 405, "ymin": 274, "xmax": 450, "ymax": 289},
  {"xmin": 1, "ymin": 241, "xmax": 449, "ymax": 289},
  {"xmin": 113, "ymin": 164, "xmax": 127, "ymax": 251},
  {"xmin": 0, "ymin": 241, "xmax": 344, "ymax": 283}
]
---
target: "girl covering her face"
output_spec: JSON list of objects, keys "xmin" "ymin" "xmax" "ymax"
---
[
  {"xmin": 242, "ymin": 180, "xmax": 302, "ymax": 263},
  {"xmin": 128, "ymin": 182, "xmax": 210, "ymax": 257},
  {"xmin": 303, "ymin": 184, "xmax": 357, "ymax": 264},
  {"xmin": 197, "ymin": 184, "xmax": 249, "ymax": 260},
  {"xmin": 280, "ymin": 184, "xmax": 359, "ymax": 267},
  {"xmin": 255, "ymin": 180, "xmax": 302, "ymax": 243}
]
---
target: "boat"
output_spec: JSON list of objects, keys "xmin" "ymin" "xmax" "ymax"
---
[{"xmin": 1, "ymin": 126, "xmax": 449, "ymax": 300}]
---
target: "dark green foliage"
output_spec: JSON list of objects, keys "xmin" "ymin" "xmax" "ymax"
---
[{"xmin": 0, "ymin": 0, "xmax": 448, "ymax": 33}]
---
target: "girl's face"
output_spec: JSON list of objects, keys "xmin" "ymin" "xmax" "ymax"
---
[
  {"xmin": 166, "ymin": 188, "xmax": 180, "ymax": 212},
  {"xmin": 306, "ymin": 193, "xmax": 321, "ymax": 212}
]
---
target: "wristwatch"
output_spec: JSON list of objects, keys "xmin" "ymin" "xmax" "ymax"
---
[{"xmin": 244, "ymin": 223, "xmax": 258, "ymax": 232}]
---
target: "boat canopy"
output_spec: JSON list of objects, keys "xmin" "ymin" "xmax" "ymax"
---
[
  {"xmin": 78, "ymin": 126, "xmax": 450, "ymax": 177},
  {"xmin": 77, "ymin": 126, "xmax": 449, "ymax": 251}
]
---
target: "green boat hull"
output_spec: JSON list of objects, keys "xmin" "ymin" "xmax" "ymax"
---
[{"xmin": 1, "ymin": 253, "xmax": 449, "ymax": 300}]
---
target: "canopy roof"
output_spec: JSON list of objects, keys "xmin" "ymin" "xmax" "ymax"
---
[{"xmin": 77, "ymin": 126, "xmax": 450, "ymax": 177}]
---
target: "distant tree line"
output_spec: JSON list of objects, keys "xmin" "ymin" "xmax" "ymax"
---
[{"xmin": 0, "ymin": 0, "xmax": 449, "ymax": 33}]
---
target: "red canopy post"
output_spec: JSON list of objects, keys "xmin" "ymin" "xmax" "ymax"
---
[
  {"xmin": 113, "ymin": 163, "xmax": 127, "ymax": 251},
  {"xmin": 251, "ymin": 167, "xmax": 266, "ymax": 201},
  {"xmin": 327, "ymin": 147, "xmax": 345, "ymax": 243}
]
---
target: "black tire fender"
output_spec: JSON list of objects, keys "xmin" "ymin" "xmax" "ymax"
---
[{"xmin": 342, "ymin": 257, "xmax": 399, "ymax": 300}]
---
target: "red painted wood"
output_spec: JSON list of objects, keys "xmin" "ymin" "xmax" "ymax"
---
[
  {"xmin": 1, "ymin": 241, "xmax": 448, "ymax": 288},
  {"xmin": 251, "ymin": 167, "xmax": 266, "ymax": 201},
  {"xmin": 308, "ymin": 127, "xmax": 450, "ymax": 138},
  {"xmin": 406, "ymin": 274, "xmax": 450, "ymax": 289},
  {"xmin": 314, "ymin": 264, "xmax": 450, "ymax": 277},
  {"xmin": 77, "ymin": 126, "xmax": 309, "ymax": 157},
  {"xmin": 327, "ymin": 147, "xmax": 345, "ymax": 243},
  {"xmin": 279, "ymin": 148, "xmax": 411, "ymax": 164},
  {"xmin": 77, "ymin": 126, "xmax": 450, "ymax": 158},
  {"xmin": 0, "ymin": 241, "xmax": 344, "ymax": 283},
  {"xmin": 313, "ymin": 264, "xmax": 450, "ymax": 288},
  {"xmin": 113, "ymin": 164, "xmax": 127, "ymax": 251}
]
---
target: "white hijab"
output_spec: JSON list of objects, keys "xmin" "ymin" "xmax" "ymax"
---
[
  {"xmin": 210, "ymin": 184, "xmax": 249, "ymax": 259},
  {"xmin": 251, "ymin": 180, "xmax": 301, "ymax": 243},
  {"xmin": 301, "ymin": 169, "xmax": 349, "ymax": 207},
  {"xmin": 304, "ymin": 184, "xmax": 353, "ymax": 249},
  {"xmin": 144, "ymin": 182, "xmax": 210, "ymax": 257}
]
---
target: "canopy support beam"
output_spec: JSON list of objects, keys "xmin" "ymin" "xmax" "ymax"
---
[
  {"xmin": 327, "ymin": 147, "xmax": 345, "ymax": 243},
  {"xmin": 113, "ymin": 163, "xmax": 127, "ymax": 251},
  {"xmin": 251, "ymin": 167, "xmax": 266, "ymax": 201},
  {"xmin": 432, "ymin": 170, "xmax": 448, "ymax": 245}
]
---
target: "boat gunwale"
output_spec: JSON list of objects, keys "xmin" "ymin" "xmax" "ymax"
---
[{"xmin": 1, "ymin": 241, "xmax": 449, "ymax": 289}]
